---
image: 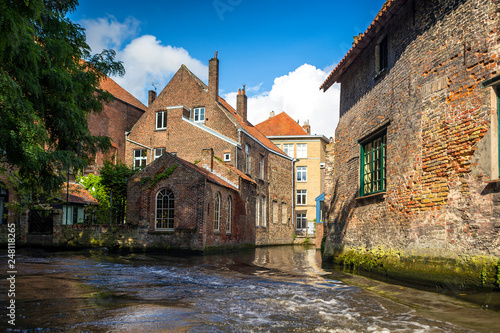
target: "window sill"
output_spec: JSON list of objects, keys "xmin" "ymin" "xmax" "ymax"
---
[
  {"xmin": 148, "ymin": 229, "xmax": 174, "ymax": 234},
  {"xmin": 155, "ymin": 128, "xmax": 167, "ymax": 132},
  {"xmin": 374, "ymin": 68, "xmax": 387, "ymax": 81},
  {"xmin": 355, "ymin": 191, "xmax": 386, "ymax": 201},
  {"xmin": 485, "ymin": 179, "xmax": 500, "ymax": 184}
]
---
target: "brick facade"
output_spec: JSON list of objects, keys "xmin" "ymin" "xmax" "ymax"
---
[
  {"xmin": 322, "ymin": 0, "xmax": 500, "ymax": 261},
  {"xmin": 125, "ymin": 55, "xmax": 295, "ymax": 249}
]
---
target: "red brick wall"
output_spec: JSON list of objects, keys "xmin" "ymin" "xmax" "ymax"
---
[{"xmin": 324, "ymin": 0, "xmax": 500, "ymax": 258}]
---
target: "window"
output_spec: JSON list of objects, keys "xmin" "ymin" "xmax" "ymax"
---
[
  {"xmin": 296, "ymin": 144, "xmax": 307, "ymax": 158},
  {"xmin": 281, "ymin": 203, "xmax": 287, "ymax": 224},
  {"xmin": 134, "ymin": 149, "xmax": 147, "ymax": 169},
  {"xmin": 0, "ymin": 187, "xmax": 8, "ymax": 225},
  {"xmin": 156, "ymin": 111, "xmax": 167, "ymax": 130},
  {"xmin": 259, "ymin": 155, "xmax": 265, "ymax": 179},
  {"xmin": 376, "ymin": 35, "xmax": 388, "ymax": 74},
  {"xmin": 261, "ymin": 196, "xmax": 267, "ymax": 227},
  {"xmin": 255, "ymin": 197, "xmax": 260, "ymax": 227},
  {"xmin": 154, "ymin": 148, "xmax": 165, "ymax": 160},
  {"xmin": 245, "ymin": 144, "xmax": 251, "ymax": 174},
  {"xmin": 226, "ymin": 196, "xmax": 232, "ymax": 233},
  {"xmin": 360, "ymin": 131, "xmax": 387, "ymax": 196},
  {"xmin": 272, "ymin": 201, "xmax": 278, "ymax": 224},
  {"xmin": 296, "ymin": 213, "xmax": 307, "ymax": 230},
  {"xmin": 283, "ymin": 144, "xmax": 294, "ymax": 157},
  {"xmin": 194, "ymin": 107, "xmax": 205, "ymax": 123},
  {"xmin": 224, "ymin": 153, "xmax": 231, "ymax": 162},
  {"xmin": 214, "ymin": 192, "xmax": 221, "ymax": 231},
  {"xmin": 296, "ymin": 189, "xmax": 307, "ymax": 205},
  {"xmin": 156, "ymin": 189, "xmax": 174, "ymax": 230},
  {"xmin": 296, "ymin": 166, "xmax": 307, "ymax": 182}
]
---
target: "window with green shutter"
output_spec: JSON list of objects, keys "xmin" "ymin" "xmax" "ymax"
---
[{"xmin": 360, "ymin": 131, "xmax": 386, "ymax": 196}]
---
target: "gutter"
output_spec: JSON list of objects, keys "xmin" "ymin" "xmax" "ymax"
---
[{"xmin": 238, "ymin": 128, "xmax": 293, "ymax": 161}]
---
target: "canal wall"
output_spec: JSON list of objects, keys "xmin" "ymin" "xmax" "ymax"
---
[{"xmin": 322, "ymin": 0, "xmax": 500, "ymax": 290}]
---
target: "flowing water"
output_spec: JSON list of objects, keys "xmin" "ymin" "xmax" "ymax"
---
[{"xmin": 1, "ymin": 246, "xmax": 499, "ymax": 332}]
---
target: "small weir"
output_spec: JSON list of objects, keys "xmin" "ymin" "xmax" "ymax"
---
[{"xmin": 1, "ymin": 246, "xmax": 499, "ymax": 332}]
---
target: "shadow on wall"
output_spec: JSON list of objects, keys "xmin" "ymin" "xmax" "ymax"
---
[{"xmin": 323, "ymin": 179, "xmax": 358, "ymax": 259}]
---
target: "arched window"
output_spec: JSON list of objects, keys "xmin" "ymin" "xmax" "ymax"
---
[
  {"xmin": 226, "ymin": 196, "xmax": 232, "ymax": 233},
  {"xmin": 214, "ymin": 192, "xmax": 221, "ymax": 231},
  {"xmin": 156, "ymin": 189, "xmax": 174, "ymax": 230}
]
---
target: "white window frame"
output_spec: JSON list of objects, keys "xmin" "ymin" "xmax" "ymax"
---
[
  {"xmin": 245, "ymin": 144, "xmax": 251, "ymax": 174},
  {"xmin": 255, "ymin": 197, "xmax": 260, "ymax": 227},
  {"xmin": 296, "ymin": 166, "xmax": 307, "ymax": 182},
  {"xmin": 194, "ymin": 107, "xmax": 205, "ymax": 123},
  {"xmin": 283, "ymin": 143, "xmax": 294, "ymax": 157},
  {"xmin": 134, "ymin": 149, "xmax": 147, "ymax": 169},
  {"xmin": 261, "ymin": 196, "xmax": 266, "ymax": 228},
  {"xmin": 154, "ymin": 147, "xmax": 165, "ymax": 160},
  {"xmin": 296, "ymin": 189, "xmax": 307, "ymax": 206},
  {"xmin": 224, "ymin": 153, "xmax": 231, "ymax": 162},
  {"xmin": 296, "ymin": 213, "xmax": 307, "ymax": 230},
  {"xmin": 156, "ymin": 188, "xmax": 174, "ymax": 230},
  {"xmin": 296, "ymin": 143, "xmax": 307, "ymax": 158},
  {"xmin": 156, "ymin": 111, "xmax": 167, "ymax": 130}
]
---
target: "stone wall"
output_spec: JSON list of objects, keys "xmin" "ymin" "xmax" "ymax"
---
[{"xmin": 324, "ymin": 0, "xmax": 500, "ymax": 288}]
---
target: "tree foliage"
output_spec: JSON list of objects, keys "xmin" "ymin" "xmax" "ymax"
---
[
  {"xmin": 0, "ymin": 0, "xmax": 124, "ymax": 195},
  {"xmin": 80, "ymin": 160, "xmax": 135, "ymax": 224}
]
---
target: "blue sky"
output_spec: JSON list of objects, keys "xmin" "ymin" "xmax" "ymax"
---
[{"xmin": 69, "ymin": 0, "xmax": 386, "ymax": 137}]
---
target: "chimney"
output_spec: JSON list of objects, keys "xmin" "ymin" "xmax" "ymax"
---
[
  {"xmin": 208, "ymin": 51, "xmax": 219, "ymax": 101},
  {"xmin": 237, "ymin": 85, "xmax": 247, "ymax": 122},
  {"xmin": 148, "ymin": 90, "xmax": 157, "ymax": 106},
  {"xmin": 201, "ymin": 148, "xmax": 214, "ymax": 172},
  {"xmin": 269, "ymin": 111, "xmax": 275, "ymax": 118},
  {"xmin": 302, "ymin": 120, "xmax": 311, "ymax": 135}
]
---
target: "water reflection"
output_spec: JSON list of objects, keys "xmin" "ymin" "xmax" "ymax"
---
[{"xmin": 1, "ymin": 246, "xmax": 499, "ymax": 332}]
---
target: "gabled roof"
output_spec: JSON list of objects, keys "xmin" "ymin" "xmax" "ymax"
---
[
  {"xmin": 255, "ymin": 112, "xmax": 308, "ymax": 136},
  {"xmin": 170, "ymin": 154, "xmax": 243, "ymax": 191},
  {"xmin": 100, "ymin": 76, "xmax": 147, "ymax": 111},
  {"xmin": 321, "ymin": 0, "xmax": 403, "ymax": 91},
  {"xmin": 60, "ymin": 183, "xmax": 99, "ymax": 205},
  {"xmin": 217, "ymin": 98, "xmax": 287, "ymax": 156}
]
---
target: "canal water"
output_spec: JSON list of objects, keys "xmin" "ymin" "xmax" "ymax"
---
[{"xmin": 1, "ymin": 246, "xmax": 500, "ymax": 332}]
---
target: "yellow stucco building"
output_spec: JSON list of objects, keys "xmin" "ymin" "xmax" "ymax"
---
[{"xmin": 256, "ymin": 112, "xmax": 329, "ymax": 237}]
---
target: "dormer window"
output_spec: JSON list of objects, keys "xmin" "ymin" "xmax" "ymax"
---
[
  {"xmin": 194, "ymin": 107, "xmax": 205, "ymax": 123},
  {"xmin": 375, "ymin": 35, "xmax": 388, "ymax": 75},
  {"xmin": 156, "ymin": 111, "xmax": 167, "ymax": 130}
]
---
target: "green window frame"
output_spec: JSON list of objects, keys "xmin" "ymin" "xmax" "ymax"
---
[{"xmin": 360, "ymin": 131, "xmax": 387, "ymax": 196}]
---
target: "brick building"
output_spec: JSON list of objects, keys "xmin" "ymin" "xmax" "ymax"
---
[
  {"xmin": 256, "ymin": 112, "xmax": 329, "ymax": 241},
  {"xmin": 320, "ymin": 0, "xmax": 500, "ymax": 285},
  {"xmin": 84, "ymin": 76, "xmax": 146, "ymax": 174},
  {"xmin": 125, "ymin": 54, "xmax": 295, "ymax": 249}
]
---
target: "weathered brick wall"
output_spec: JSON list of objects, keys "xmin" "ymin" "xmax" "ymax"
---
[
  {"xmin": 325, "ymin": 0, "xmax": 500, "ymax": 259},
  {"xmin": 86, "ymin": 98, "xmax": 144, "ymax": 173}
]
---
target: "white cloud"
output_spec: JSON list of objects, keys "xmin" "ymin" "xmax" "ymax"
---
[
  {"xmin": 81, "ymin": 16, "xmax": 140, "ymax": 53},
  {"xmin": 81, "ymin": 17, "xmax": 207, "ymax": 103},
  {"xmin": 224, "ymin": 64, "xmax": 340, "ymax": 138}
]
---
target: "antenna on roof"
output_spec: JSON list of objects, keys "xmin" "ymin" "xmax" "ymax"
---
[{"xmin": 152, "ymin": 82, "xmax": 158, "ymax": 92}]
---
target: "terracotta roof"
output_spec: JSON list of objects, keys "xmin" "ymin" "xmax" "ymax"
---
[
  {"xmin": 60, "ymin": 183, "xmax": 99, "ymax": 205},
  {"xmin": 217, "ymin": 97, "xmax": 287, "ymax": 156},
  {"xmin": 173, "ymin": 155, "xmax": 240, "ymax": 191},
  {"xmin": 320, "ymin": 0, "xmax": 403, "ymax": 91},
  {"xmin": 100, "ymin": 76, "xmax": 147, "ymax": 111},
  {"xmin": 255, "ymin": 112, "xmax": 308, "ymax": 136}
]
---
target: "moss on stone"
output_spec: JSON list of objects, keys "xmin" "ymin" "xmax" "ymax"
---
[{"xmin": 328, "ymin": 246, "xmax": 500, "ymax": 290}]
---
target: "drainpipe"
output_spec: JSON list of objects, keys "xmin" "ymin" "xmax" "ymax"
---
[
  {"xmin": 292, "ymin": 158, "xmax": 296, "ymax": 232},
  {"xmin": 125, "ymin": 131, "xmax": 153, "ymax": 163}
]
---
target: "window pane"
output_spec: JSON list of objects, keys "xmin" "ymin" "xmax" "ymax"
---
[{"xmin": 361, "ymin": 132, "xmax": 386, "ymax": 196}]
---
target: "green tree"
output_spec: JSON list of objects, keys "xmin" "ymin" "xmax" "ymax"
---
[
  {"xmin": 0, "ymin": 0, "xmax": 124, "ymax": 196},
  {"xmin": 99, "ymin": 160, "xmax": 136, "ymax": 224}
]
